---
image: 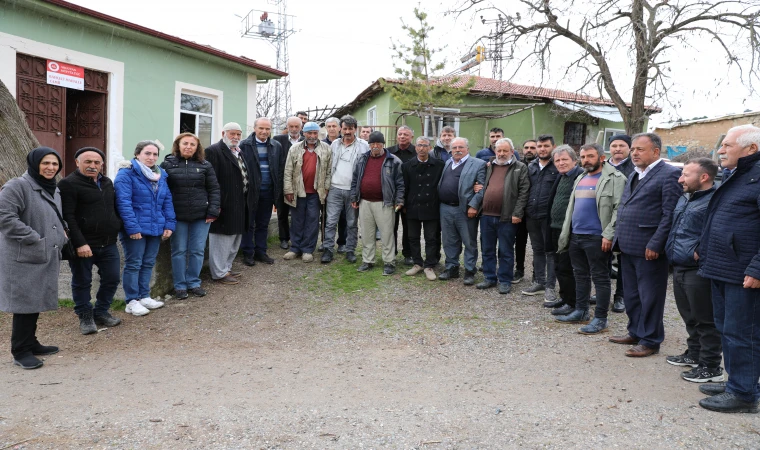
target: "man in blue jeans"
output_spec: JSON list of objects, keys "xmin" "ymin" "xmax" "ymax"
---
[
  {"xmin": 58, "ymin": 147, "xmax": 123, "ymax": 334},
  {"xmin": 476, "ymin": 138, "xmax": 529, "ymax": 294},
  {"xmin": 696, "ymin": 124, "xmax": 760, "ymax": 414}
]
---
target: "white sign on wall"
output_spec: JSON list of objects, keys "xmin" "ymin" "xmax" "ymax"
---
[{"xmin": 46, "ymin": 59, "xmax": 84, "ymax": 90}]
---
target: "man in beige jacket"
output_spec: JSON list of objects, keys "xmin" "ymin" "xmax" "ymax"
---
[{"xmin": 283, "ymin": 122, "xmax": 332, "ymax": 262}]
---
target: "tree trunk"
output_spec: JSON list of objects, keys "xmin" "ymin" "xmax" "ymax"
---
[{"xmin": 0, "ymin": 79, "xmax": 39, "ymax": 186}]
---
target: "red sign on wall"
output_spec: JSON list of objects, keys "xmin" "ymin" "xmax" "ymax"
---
[{"xmin": 46, "ymin": 59, "xmax": 84, "ymax": 90}]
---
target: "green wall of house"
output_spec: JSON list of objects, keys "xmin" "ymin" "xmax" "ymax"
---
[
  {"xmin": 1, "ymin": 2, "xmax": 250, "ymax": 160},
  {"xmin": 350, "ymin": 90, "xmax": 642, "ymax": 154}
]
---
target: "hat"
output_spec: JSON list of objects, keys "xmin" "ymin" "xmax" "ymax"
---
[
  {"xmin": 609, "ymin": 134, "xmax": 632, "ymax": 148},
  {"xmin": 368, "ymin": 131, "xmax": 385, "ymax": 144},
  {"xmin": 303, "ymin": 121, "xmax": 320, "ymax": 132},
  {"xmin": 74, "ymin": 147, "xmax": 106, "ymax": 160},
  {"xmin": 223, "ymin": 122, "xmax": 242, "ymax": 132}
]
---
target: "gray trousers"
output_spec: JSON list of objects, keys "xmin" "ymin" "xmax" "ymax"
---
[
  {"xmin": 359, "ymin": 199, "xmax": 395, "ymax": 264},
  {"xmin": 440, "ymin": 203, "xmax": 478, "ymax": 272},
  {"xmin": 323, "ymin": 188, "xmax": 358, "ymax": 252},
  {"xmin": 208, "ymin": 233, "xmax": 242, "ymax": 279}
]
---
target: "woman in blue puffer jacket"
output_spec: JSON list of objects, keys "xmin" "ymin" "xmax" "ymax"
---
[{"xmin": 114, "ymin": 140, "xmax": 176, "ymax": 317}]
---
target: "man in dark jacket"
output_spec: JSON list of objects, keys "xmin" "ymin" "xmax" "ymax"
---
[
  {"xmin": 239, "ymin": 117, "xmax": 282, "ymax": 265},
  {"xmin": 664, "ymin": 158, "xmax": 723, "ymax": 383},
  {"xmin": 351, "ymin": 131, "xmax": 404, "ymax": 275},
  {"xmin": 607, "ymin": 134, "xmax": 634, "ymax": 311},
  {"xmin": 58, "ymin": 147, "xmax": 123, "ymax": 334},
  {"xmin": 205, "ymin": 122, "xmax": 259, "ymax": 284},
  {"xmin": 272, "ymin": 116, "xmax": 303, "ymax": 250},
  {"xmin": 513, "ymin": 139, "xmax": 538, "ymax": 283},
  {"xmin": 477, "ymin": 138, "xmax": 529, "ymax": 294},
  {"xmin": 696, "ymin": 124, "xmax": 760, "ymax": 414},
  {"xmin": 522, "ymin": 134, "xmax": 560, "ymax": 301},
  {"xmin": 401, "ymin": 137, "xmax": 444, "ymax": 281},
  {"xmin": 389, "ymin": 125, "xmax": 416, "ymax": 265},
  {"xmin": 431, "ymin": 126, "xmax": 455, "ymax": 162}
]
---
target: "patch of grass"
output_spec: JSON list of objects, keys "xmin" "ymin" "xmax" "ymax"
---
[
  {"xmin": 304, "ymin": 260, "xmax": 385, "ymax": 295},
  {"xmin": 58, "ymin": 299, "xmax": 126, "ymax": 311}
]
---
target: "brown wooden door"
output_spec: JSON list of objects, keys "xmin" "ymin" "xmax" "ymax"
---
[
  {"xmin": 16, "ymin": 54, "xmax": 66, "ymax": 154},
  {"xmin": 66, "ymin": 89, "xmax": 107, "ymax": 176}
]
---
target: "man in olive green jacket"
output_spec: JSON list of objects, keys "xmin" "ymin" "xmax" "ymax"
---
[
  {"xmin": 557, "ymin": 143, "xmax": 626, "ymax": 334},
  {"xmin": 283, "ymin": 122, "xmax": 332, "ymax": 262}
]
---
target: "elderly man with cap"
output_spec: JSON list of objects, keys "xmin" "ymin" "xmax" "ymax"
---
[
  {"xmin": 273, "ymin": 116, "xmax": 304, "ymax": 250},
  {"xmin": 283, "ymin": 122, "xmax": 332, "ymax": 262},
  {"xmin": 58, "ymin": 147, "xmax": 123, "ymax": 334},
  {"xmin": 351, "ymin": 131, "xmax": 404, "ymax": 275},
  {"xmin": 205, "ymin": 122, "xmax": 259, "ymax": 284}
]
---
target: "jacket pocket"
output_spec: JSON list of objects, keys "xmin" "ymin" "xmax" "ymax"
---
[{"xmin": 16, "ymin": 238, "xmax": 49, "ymax": 264}]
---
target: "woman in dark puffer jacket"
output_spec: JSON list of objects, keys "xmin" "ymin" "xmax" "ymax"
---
[{"xmin": 161, "ymin": 133, "xmax": 221, "ymax": 299}]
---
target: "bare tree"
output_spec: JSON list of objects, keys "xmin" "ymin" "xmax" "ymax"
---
[
  {"xmin": 256, "ymin": 82, "xmax": 277, "ymax": 119},
  {"xmin": 0, "ymin": 79, "xmax": 40, "ymax": 186},
  {"xmin": 449, "ymin": 1, "xmax": 760, "ymax": 135}
]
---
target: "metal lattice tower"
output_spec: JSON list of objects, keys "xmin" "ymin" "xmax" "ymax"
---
[
  {"xmin": 481, "ymin": 15, "xmax": 508, "ymax": 80},
  {"xmin": 241, "ymin": 1, "xmax": 295, "ymax": 129}
]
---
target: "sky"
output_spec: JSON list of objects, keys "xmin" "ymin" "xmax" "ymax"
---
[{"xmin": 65, "ymin": 0, "xmax": 760, "ymax": 128}]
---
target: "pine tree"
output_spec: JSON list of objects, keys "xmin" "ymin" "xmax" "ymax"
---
[{"xmin": 382, "ymin": 7, "xmax": 474, "ymax": 138}]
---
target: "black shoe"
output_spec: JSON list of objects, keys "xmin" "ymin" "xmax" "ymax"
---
[
  {"xmin": 555, "ymin": 309, "xmax": 591, "ymax": 324},
  {"xmin": 699, "ymin": 383, "xmax": 727, "ymax": 396},
  {"xmin": 93, "ymin": 312, "xmax": 122, "ymax": 327},
  {"xmin": 13, "ymin": 354, "xmax": 43, "ymax": 369},
  {"xmin": 498, "ymin": 283, "xmax": 511, "ymax": 294},
  {"xmin": 345, "ymin": 251, "xmax": 357, "ymax": 263},
  {"xmin": 612, "ymin": 295, "xmax": 625, "ymax": 313},
  {"xmin": 699, "ymin": 392, "xmax": 759, "ymax": 413},
  {"xmin": 31, "ymin": 344, "xmax": 59, "ymax": 356},
  {"xmin": 551, "ymin": 304, "xmax": 574, "ymax": 315},
  {"xmin": 438, "ymin": 268, "xmax": 460, "ymax": 280},
  {"xmin": 666, "ymin": 350, "xmax": 700, "ymax": 367},
  {"xmin": 79, "ymin": 310, "xmax": 97, "ymax": 335},
  {"xmin": 175, "ymin": 289, "xmax": 189, "ymax": 300},
  {"xmin": 321, "ymin": 249, "xmax": 334, "ymax": 264},
  {"xmin": 337, "ymin": 245, "xmax": 347, "ymax": 254},
  {"xmin": 543, "ymin": 298, "xmax": 565, "ymax": 309},
  {"xmin": 254, "ymin": 252, "xmax": 275, "ymax": 264},
  {"xmin": 279, "ymin": 240, "xmax": 289, "ymax": 250},
  {"xmin": 403, "ymin": 257, "xmax": 414, "ymax": 266},
  {"xmin": 476, "ymin": 280, "xmax": 497, "ymax": 290},
  {"xmin": 188, "ymin": 287, "xmax": 207, "ymax": 297},
  {"xmin": 243, "ymin": 254, "xmax": 256, "ymax": 266},
  {"xmin": 512, "ymin": 270, "xmax": 524, "ymax": 283},
  {"xmin": 589, "ymin": 295, "xmax": 597, "ymax": 305},
  {"xmin": 357, "ymin": 262, "xmax": 374, "ymax": 272},
  {"xmin": 463, "ymin": 270, "xmax": 476, "ymax": 286},
  {"xmin": 383, "ymin": 264, "xmax": 396, "ymax": 276},
  {"xmin": 683, "ymin": 365, "xmax": 725, "ymax": 383}
]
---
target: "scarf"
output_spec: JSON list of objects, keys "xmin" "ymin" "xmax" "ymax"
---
[
  {"xmin": 134, "ymin": 158, "xmax": 161, "ymax": 191},
  {"xmin": 26, "ymin": 147, "xmax": 62, "ymax": 197}
]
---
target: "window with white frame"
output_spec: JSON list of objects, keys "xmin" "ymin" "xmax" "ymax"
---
[
  {"xmin": 367, "ymin": 106, "xmax": 377, "ymax": 126},
  {"xmin": 603, "ymin": 128, "xmax": 626, "ymax": 152},
  {"xmin": 423, "ymin": 108, "xmax": 460, "ymax": 137},
  {"xmin": 179, "ymin": 92, "xmax": 215, "ymax": 147}
]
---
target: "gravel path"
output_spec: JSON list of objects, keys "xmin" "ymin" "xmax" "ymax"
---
[{"xmin": 1, "ymin": 246, "xmax": 758, "ymax": 449}]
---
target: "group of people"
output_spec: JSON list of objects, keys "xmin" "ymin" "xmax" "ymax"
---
[{"xmin": 0, "ymin": 111, "xmax": 758, "ymax": 416}]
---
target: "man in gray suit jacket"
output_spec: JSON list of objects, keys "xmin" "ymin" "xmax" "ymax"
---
[
  {"xmin": 610, "ymin": 133, "xmax": 681, "ymax": 357},
  {"xmin": 437, "ymin": 137, "xmax": 486, "ymax": 285}
]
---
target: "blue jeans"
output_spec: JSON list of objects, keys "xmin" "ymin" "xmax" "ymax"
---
[
  {"xmin": 290, "ymin": 193, "xmax": 321, "ymax": 254},
  {"xmin": 68, "ymin": 243, "xmax": 121, "ymax": 317},
  {"xmin": 170, "ymin": 220, "xmax": 211, "ymax": 290},
  {"xmin": 241, "ymin": 192, "xmax": 274, "ymax": 256},
  {"xmin": 480, "ymin": 215, "xmax": 517, "ymax": 284},
  {"xmin": 711, "ymin": 280, "xmax": 760, "ymax": 403},
  {"xmin": 440, "ymin": 204, "xmax": 478, "ymax": 272},
  {"xmin": 120, "ymin": 233, "xmax": 162, "ymax": 301}
]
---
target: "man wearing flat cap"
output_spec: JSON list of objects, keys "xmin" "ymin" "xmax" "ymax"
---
[
  {"xmin": 58, "ymin": 147, "xmax": 123, "ymax": 335},
  {"xmin": 205, "ymin": 122, "xmax": 259, "ymax": 284}
]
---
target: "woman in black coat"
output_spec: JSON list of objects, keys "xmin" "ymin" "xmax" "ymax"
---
[{"xmin": 160, "ymin": 133, "xmax": 221, "ymax": 298}]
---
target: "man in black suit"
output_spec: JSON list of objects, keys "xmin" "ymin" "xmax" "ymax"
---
[
  {"xmin": 273, "ymin": 116, "xmax": 303, "ymax": 250},
  {"xmin": 610, "ymin": 133, "xmax": 681, "ymax": 357}
]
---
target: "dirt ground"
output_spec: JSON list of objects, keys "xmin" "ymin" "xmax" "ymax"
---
[{"xmin": 1, "ymin": 245, "xmax": 759, "ymax": 449}]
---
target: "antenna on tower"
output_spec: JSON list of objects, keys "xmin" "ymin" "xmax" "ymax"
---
[
  {"xmin": 240, "ymin": 1, "xmax": 296, "ymax": 131},
  {"xmin": 481, "ymin": 14, "xmax": 509, "ymax": 80}
]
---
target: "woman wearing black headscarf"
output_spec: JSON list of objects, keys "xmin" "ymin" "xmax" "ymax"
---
[{"xmin": 0, "ymin": 147, "xmax": 68, "ymax": 369}]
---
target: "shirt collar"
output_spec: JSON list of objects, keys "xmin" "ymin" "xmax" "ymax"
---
[
  {"xmin": 634, "ymin": 158, "xmax": 663, "ymax": 177},
  {"xmin": 255, "ymin": 137, "xmax": 267, "ymax": 144},
  {"xmin": 451, "ymin": 154, "xmax": 469, "ymax": 168}
]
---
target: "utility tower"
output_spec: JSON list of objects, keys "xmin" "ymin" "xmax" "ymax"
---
[
  {"xmin": 481, "ymin": 15, "xmax": 508, "ymax": 80},
  {"xmin": 241, "ymin": 1, "xmax": 296, "ymax": 129}
]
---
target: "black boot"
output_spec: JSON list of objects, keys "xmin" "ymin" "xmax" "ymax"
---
[
  {"xmin": 463, "ymin": 270, "xmax": 476, "ymax": 286},
  {"xmin": 79, "ymin": 310, "xmax": 97, "ymax": 335}
]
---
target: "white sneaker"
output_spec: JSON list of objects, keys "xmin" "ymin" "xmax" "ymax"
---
[
  {"xmin": 139, "ymin": 297, "xmax": 164, "ymax": 310},
  {"xmin": 283, "ymin": 251, "xmax": 298, "ymax": 260},
  {"xmin": 302, "ymin": 253, "xmax": 314, "ymax": 262},
  {"xmin": 125, "ymin": 300, "xmax": 150, "ymax": 316}
]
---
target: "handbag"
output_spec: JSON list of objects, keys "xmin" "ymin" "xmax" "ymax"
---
[{"xmin": 44, "ymin": 194, "xmax": 76, "ymax": 260}]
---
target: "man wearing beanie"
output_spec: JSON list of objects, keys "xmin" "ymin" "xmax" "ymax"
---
[
  {"xmin": 58, "ymin": 147, "xmax": 123, "ymax": 334},
  {"xmin": 283, "ymin": 122, "xmax": 332, "ymax": 262},
  {"xmin": 351, "ymin": 131, "xmax": 405, "ymax": 275},
  {"xmin": 608, "ymin": 134, "xmax": 634, "ymax": 177}
]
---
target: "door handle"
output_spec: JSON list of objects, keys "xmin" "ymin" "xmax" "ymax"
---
[{"xmin": 56, "ymin": 132, "xmax": 62, "ymax": 136}]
